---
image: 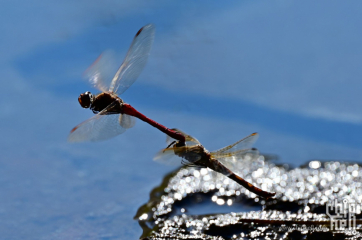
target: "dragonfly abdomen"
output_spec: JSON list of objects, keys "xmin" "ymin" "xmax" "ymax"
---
[{"xmin": 209, "ymin": 158, "xmax": 275, "ymax": 199}]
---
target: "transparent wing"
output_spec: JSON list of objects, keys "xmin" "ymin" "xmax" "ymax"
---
[
  {"xmin": 212, "ymin": 148, "xmax": 260, "ymax": 175},
  {"xmin": 211, "ymin": 148, "xmax": 259, "ymax": 159},
  {"xmin": 68, "ymin": 102, "xmax": 127, "ymax": 142},
  {"xmin": 119, "ymin": 114, "xmax": 136, "ymax": 129},
  {"xmin": 84, "ymin": 51, "xmax": 117, "ymax": 92},
  {"xmin": 166, "ymin": 128, "xmax": 200, "ymax": 146},
  {"xmin": 213, "ymin": 133, "xmax": 259, "ymax": 154},
  {"xmin": 153, "ymin": 148, "xmax": 183, "ymax": 166},
  {"xmin": 109, "ymin": 24, "xmax": 155, "ymax": 95}
]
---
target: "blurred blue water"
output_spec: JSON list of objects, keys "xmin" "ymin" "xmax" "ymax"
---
[{"xmin": 1, "ymin": 0, "xmax": 362, "ymax": 239}]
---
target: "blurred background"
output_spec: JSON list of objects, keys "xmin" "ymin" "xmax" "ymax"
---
[{"xmin": 1, "ymin": 0, "xmax": 362, "ymax": 239}]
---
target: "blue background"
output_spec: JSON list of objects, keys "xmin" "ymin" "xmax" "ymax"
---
[{"xmin": 1, "ymin": 1, "xmax": 362, "ymax": 239}]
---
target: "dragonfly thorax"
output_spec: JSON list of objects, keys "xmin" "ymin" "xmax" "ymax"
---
[
  {"xmin": 175, "ymin": 145, "xmax": 209, "ymax": 165},
  {"xmin": 90, "ymin": 92, "xmax": 123, "ymax": 114},
  {"xmin": 78, "ymin": 91, "xmax": 94, "ymax": 108}
]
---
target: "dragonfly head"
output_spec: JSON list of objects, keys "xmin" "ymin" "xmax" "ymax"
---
[
  {"xmin": 174, "ymin": 141, "xmax": 186, "ymax": 148},
  {"xmin": 78, "ymin": 91, "xmax": 94, "ymax": 108}
]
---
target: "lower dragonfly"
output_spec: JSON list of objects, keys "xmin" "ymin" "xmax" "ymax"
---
[{"xmin": 154, "ymin": 130, "xmax": 276, "ymax": 199}]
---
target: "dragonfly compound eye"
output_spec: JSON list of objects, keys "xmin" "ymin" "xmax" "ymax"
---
[{"xmin": 78, "ymin": 92, "xmax": 93, "ymax": 108}]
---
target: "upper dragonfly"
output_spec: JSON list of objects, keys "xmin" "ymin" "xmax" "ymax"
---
[
  {"xmin": 154, "ymin": 130, "xmax": 276, "ymax": 199},
  {"xmin": 68, "ymin": 24, "xmax": 185, "ymax": 143}
]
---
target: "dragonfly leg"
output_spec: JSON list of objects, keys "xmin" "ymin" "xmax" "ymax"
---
[{"xmin": 165, "ymin": 141, "xmax": 176, "ymax": 149}]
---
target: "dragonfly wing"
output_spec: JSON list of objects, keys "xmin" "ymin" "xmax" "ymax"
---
[
  {"xmin": 84, "ymin": 51, "xmax": 117, "ymax": 92},
  {"xmin": 211, "ymin": 148, "xmax": 260, "ymax": 174},
  {"xmin": 213, "ymin": 133, "xmax": 259, "ymax": 154},
  {"xmin": 153, "ymin": 148, "xmax": 183, "ymax": 166},
  {"xmin": 109, "ymin": 24, "xmax": 155, "ymax": 95},
  {"xmin": 119, "ymin": 114, "xmax": 136, "ymax": 129},
  {"xmin": 211, "ymin": 148, "xmax": 259, "ymax": 159},
  {"xmin": 68, "ymin": 101, "xmax": 127, "ymax": 142},
  {"xmin": 68, "ymin": 114, "xmax": 127, "ymax": 142}
]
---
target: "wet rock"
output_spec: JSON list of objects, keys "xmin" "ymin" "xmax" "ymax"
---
[{"xmin": 136, "ymin": 155, "xmax": 362, "ymax": 239}]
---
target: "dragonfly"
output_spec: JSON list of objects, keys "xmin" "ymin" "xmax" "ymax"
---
[
  {"xmin": 68, "ymin": 24, "xmax": 185, "ymax": 143},
  {"xmin": 154, "ymin": 129, "xmax": 276, "ymax": 199}
]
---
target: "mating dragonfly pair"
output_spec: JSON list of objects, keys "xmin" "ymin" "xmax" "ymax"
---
[{"xmin": 69, "ymin": 24, "xmax": 275, "ymax": 199}]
